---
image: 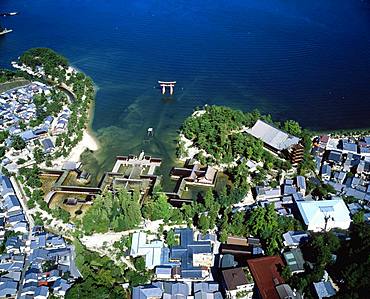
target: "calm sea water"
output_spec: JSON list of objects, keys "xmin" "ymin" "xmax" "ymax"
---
[{"xmin": 1, "ymin": 0, "xmax": 370, "ymax": 181}]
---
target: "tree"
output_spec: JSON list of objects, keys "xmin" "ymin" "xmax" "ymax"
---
[
  {"xmin": 142, "ymin": 192, "xmax": 172, "ymax": 222},
  {"xmin": 0, "ymin": 147, "xmax": 5, "ymax": 158},
  {"xmin": 281, "ymin": 265, "xmax": 292, "ymax": 281},
  {"xmin": 82, "ymin": 189, "xmax": 142, "ymax": 234},
  {"xmin": 12, "ymin": 135, "xmax": 26, "ymax": 151},
  {"xmin": 198, "ymin": 214, "xmax": 210, "ymax": 233},
  {"xmin": 33, "ymin": 147, "xmax": 45, "ymax": 164},
  {"xmin": 51, "ymin": 207, "xmax": 71, "ymax": 223},
  {"xmin": 166, "ymin": 229, "xmax": 177, "ymax": 247},
  {"xmin": 134, "ymin": 257, "xmax": 146, "ymax": 272},
  {"xmin": 283, "ymin": 120, "xmax": 302, "ymax": 136},
  {"xmin": 0, "ymin": 130, "xmax": 9, "ymax": 144}
]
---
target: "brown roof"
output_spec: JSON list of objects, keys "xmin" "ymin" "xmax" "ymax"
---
[
  {"xmin": 222, "ymin": 267, "xmax": 248, "ymax": 291},
  {"xmin": 247, "ymin": 256, "xmax": 285, "ymax": 299},
  {"xmin": 227, "ymin": 236, "xmax": 249, "ymax": 246}
]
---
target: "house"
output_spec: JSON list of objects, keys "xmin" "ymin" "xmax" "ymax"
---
[
  {"xmin": 0, "ymin": 176, "xmax": 14, "ymax": 196},
  {"xmin": 296, "ymin": 176, "xmax": 306, "ymax": 195},
  {"xmin": 41, "ymin": 138, "xmax": 54, "ymax": 153},
  {"xmin": 313, "ymin": 281, "xmax": 336, "ymax": 299},
  {"xmin": 327, "ymin": 151, "xmax": 342, "ymax": 165},
  {"xmin": 20, "ymin": 129, "xmax": 37, "ymax": 142},
  {"xmin": 333, "ymin": 171, "xmax": 346, "ymax": 184},
  {"xmin": 282, "ymin": 231, "xmax": 309, "ymax": 248},
  {"xmin": 220, "ymin": 243, "xmax": 263, "ymax": 265},
  {"xmin": 194, "ymin": 282, "xmax": 222, "ymax": 299},
  {"xmin": 246, "ymin": 120, "xmax": 300, "ymax": 154},
  {"xmin": 256, "ymin": 186, "xmax": 281, "ymax": 201},
  {"xmin": 130, "ymin": 232, "xmax": 164, "ymax": 269},
  {"xmin": 296, "ymin": 199, "xmax": 351, "ymax": 232},
  {"xmin": 2, "ymin": 271, "xmax": 21, "ymax": 282},
  {"xmin": 0, "ymin": 280, "xmax": 17, "ymax": 298},
  {"xmin": 5, "ymin": 236, "xmax": 25, "ymax": 254},
  {"xmin": 318, "ymin": 135, "xmax": 329, "ymax": 148},
  {"xmin": 222, "ymin": 267, "xmax": 254, "ymax": 299},
  {"xmin": 132, "ymin": 284, "xmax": 163, "ymax": 299},
  {"xmin": 61, "ymin": 161, "xmax": 79, "ymax": 171},
  {"xmin": 341, "ymin": 141, "xmax": 357, "ymax": 154},
  {"xmin": 345, "ymin": 187, "xmax": 366, "ymax": 200},
  {"xmin": 247, "ymin": 256, "xmax": 285, "ymax": 299},
  {"xmin": 12, "ymin": 221, "xmax": 28, "ymax": 234},
  {"xmin": 283, "ymin": 184, "xmax": 297, "ymax": 196},
  {"xmin": 220, "ymin": 254, "xmax": 238, "ymax": 269},
  {"xmin": 4, "ymin": 195, "xmax": 22, "ymax": 215},
  {"xmin": 275, "ymin": 284, "xmax": 302, "ymax": 299},
  {"xmin": 169, "ymin": 228, "xmax": 213, "ymax": 279},
  {"xmin": 34, "ymin": 286, "xmax": 49, "ymax": 299},
  {"xmin": 227, "ymin": 236, "xmax": 248, "ymax": 246},
  {"xmin": 283, "ymin": 248, "xmax": 305, "ymax": 274},
  {"xmin": 154, "ymin": 281, "xmax": 189, "ymax": 298},
  {"xmin": 347, "ymin": 203, "xmax": 362, "ymax": 215},
  {"xmin": 155, "ymin": 266, "xmax": 172, "ymax": 279},
  {"xmin": 51, "ymin": 278, "xmax": 71, "ymax": 297},
  {"xmin": 321, "ymin": 164, "xmax": 332, "ymax": 180}
]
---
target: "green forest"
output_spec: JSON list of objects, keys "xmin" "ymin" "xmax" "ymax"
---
[{"xmin": 82, "ymin": 189, "xmax": 142, "ymax": 234}]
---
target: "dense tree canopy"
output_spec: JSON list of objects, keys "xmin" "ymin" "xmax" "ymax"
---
[
  {"xmin": 142, "ymin": 192, "xmax": 173, "ymax": 222},
  {"xmin": 82, "ymin": 189, "xmax": 142, "ymax": 234},
  {"xmin": 331, "ymin": 222, "xmax": 370, "ymax": 298},
  {"xmin": 12, "ymin": 135, "xmax": 26, "ymax": 151},
  {"xmin": 283, "ymin": 120, "xmax": 302, "ymax": 137},
  {"xmin": 20, "ymin": 48, "xmax": 68, "ymax": 73}
]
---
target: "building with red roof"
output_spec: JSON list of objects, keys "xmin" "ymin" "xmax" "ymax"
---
[{"xmin": 247, "ymin": 256, "xmax": 285, "ymax": 299}]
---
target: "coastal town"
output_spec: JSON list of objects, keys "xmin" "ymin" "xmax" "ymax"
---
[{"xmin": 0, "ymin": 48, "xmax": 369, "ymax": 299}]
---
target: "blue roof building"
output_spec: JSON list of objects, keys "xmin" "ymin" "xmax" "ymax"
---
[
  {"xmin": 41, "ymin": 138, "xmax": 54, "ymax": 153},
  {"xmin": 170, "ymin": 228, "xmax": 212, "ymax": 279},
  {"xmin": 20, "ymin": 129, "xmax": 36, "ymax": 142},
  {"xmin": 313, "ymin": 281, "xmax": 336, "ymax": 299},
  {"xmin": 4, "ymin": 194, "xmax": 21, "ymax": 211},
  {"xmin": 132, "ymin": 284, "xmax": 163, "ymax": 299},
  {"xmin": 34, "ymin": 286, "xmax": 49, "ymax": 298},
  {"xmin": 0, "ymin": 281, "xmax": 17, "ymax": 298}
]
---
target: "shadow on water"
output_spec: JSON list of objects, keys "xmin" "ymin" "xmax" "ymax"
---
[{"xmin": 161, "ymin": 96, "xmax": 176, "ymax": 104}]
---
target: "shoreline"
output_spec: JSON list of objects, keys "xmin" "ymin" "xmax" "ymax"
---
[
  {"xmin": 52, "ymin": 72, "xmax": 100, "ymax": 167},
  {"xmin": 66, "ymin": 86, "xmax": 100, "ymax": 163}
]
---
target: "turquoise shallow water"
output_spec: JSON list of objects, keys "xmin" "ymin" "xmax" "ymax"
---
[{"xmin": 1, "ymin": 0, "xmax": 370, "ymax": 182}]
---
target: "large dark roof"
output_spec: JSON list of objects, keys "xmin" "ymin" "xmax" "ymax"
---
[{"xmin": 222, "ymin": 267, "xmax": 248, "ymax": 291}]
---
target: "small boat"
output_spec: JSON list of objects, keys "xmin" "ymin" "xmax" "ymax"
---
[
  {"xmin": 0, "ymin": 28, "xmax": 13, "ymax": 36},
  {"xmin": 0, "ymin": 12, "xmax": 19, "ymax": 17}
]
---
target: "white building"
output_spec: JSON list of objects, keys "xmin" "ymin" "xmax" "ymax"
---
[
  {"xmin": 130, "ymin": 232, "xmax": 164, "ymax": 270},
  {"xmin": 297, "ymin": 198, "xmax": 351, "ymax": 232}
]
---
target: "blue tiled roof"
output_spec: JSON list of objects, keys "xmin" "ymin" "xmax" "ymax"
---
[
  {"xmin": 4, "ymin": 195, "xmax": 20, "ymax": 210},
  {"xmin": 170, "ymin": 228, "xmax": 212, "ymax": 278},
  {"xmin": 20, "ymin": 129, "xmax": 36, "ymax": 141},
  {"xmin": 0, "ymin": 176, "xmax": 12, "ymax": 189}
]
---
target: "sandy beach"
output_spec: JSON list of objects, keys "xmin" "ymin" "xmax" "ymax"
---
[
  {"xmin": 52, "ymin": 128, "xmax": 99, "ymax": 168},
  {"xmin": 67, "ymin": 129, "xmax": 99, "ymax": 162}
]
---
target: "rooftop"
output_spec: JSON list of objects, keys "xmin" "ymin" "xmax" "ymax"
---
[
  {"xmin": 247, "ymin": 120, "xmax": 300, "ymax": 151},
  {"xmin": 222, "ymin": 267, "xmax": 249, "ymax": 291},
  {"xmin": 247, "ymin": 256, "xmax": 285, "ymax": 299}
]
